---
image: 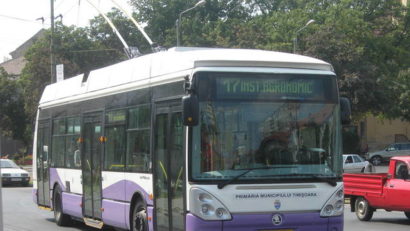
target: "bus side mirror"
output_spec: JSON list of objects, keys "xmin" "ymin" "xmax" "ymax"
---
[
  {"xmin": 340, "ymin": 97, "xmax": 352, "ymax": 125},
  {"xmin": 182, "ymin": 95, "xmax": 199, "ymax": 126}
]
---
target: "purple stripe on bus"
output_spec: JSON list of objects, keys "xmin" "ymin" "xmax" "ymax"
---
[
  {"xmin": 186, "ymin": 213, "xmax": 223, "ymax": 231},
  {"xmin": 102, "ymin": 180, "xmax": 153, "ymax": 205},
  {"xmin": 49, "ymin": 168, "xmax": 65, "ymax": 191},
  {"xmin": 222, "ymin": 212, "xmax": 342, "ymax": 231},
  {"xmin": 328, "ymin": 215, "xmax": 344, "ymax": 231},
  {"xmin": 148, "ymin": 206, "xmax": 154, "ymax": 231},
  {"xmin": 125, "ymin": 203, "xmax": 131, "ymax": 230},
  {"xmin": 186, "ymin": 212, "xmax": 343, "ymax": 231},
  {"xmin": 62, "ymin": 192, "xmax": 83, "ymax": 218},
  {"xmin": 32, "ymin": 188, "xmax": 37, "ymax": 204},
  {"xmin": 103, "ymin": 180, "xmax": 126, "ymax": 201},
  {"xmin": 102, "ymin": 199, "xmax": 128, "ymax": 230}
]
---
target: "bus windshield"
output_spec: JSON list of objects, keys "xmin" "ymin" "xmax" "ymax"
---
[{"xmin": 190, "ymin": 72, "xmax": 342, "ymax": 183}]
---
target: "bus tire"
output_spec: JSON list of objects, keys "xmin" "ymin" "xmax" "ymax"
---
[
  {"xmin": 53, "ymin": 185, "xmax": 72, "ymax": 226},
  {"xmin": 355, "ymin": 197, "xmax": 373, "ymax": 221},
  {"xmin": 405, "ymin": 212, "xmax": 410, "ymax": 220},
  {"xmin": 131, "ymin": 200, "xmax": 148, "ymax": 231}
]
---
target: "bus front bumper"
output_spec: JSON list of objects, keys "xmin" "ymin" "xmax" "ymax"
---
[{"xmin": 186, "ymin": 212, "xmax": 343, "ymax": 231}]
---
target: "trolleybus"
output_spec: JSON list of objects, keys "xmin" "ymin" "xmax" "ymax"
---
[{"xmin": 33, "ymin": 47, "xmax": 349, "ymax": 231}]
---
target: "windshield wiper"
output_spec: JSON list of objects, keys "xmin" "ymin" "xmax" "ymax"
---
[
  {"xmin": 265, "ymin": 173, "xmax": 338, "ymax": 187},
  {"xmin": 217, "ymin": 166, "xmax": 296, "ymax": 189}
]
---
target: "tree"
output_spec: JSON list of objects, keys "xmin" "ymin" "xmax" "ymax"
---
[
  {"xmin": 0, "ymin": 67, "xmax": 27, "ymax": 142},
  {"xmin": 130, "ymin": 0, "xmax": 252, "ymax": 47}
]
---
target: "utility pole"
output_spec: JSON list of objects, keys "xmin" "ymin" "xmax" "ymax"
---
[{"xmin": 50, "ymin": 0, "xmax": 55, "ymax": 84}]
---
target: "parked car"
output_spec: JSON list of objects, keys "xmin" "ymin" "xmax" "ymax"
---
[
  {"xmin": 343, "ymin": 154, "xmax": 373, "ymax": 173},
  {"xmin": 366, "ymin": 142, "xmax": 410, "ymax": 165},
  {"xmin": 344, "ymin": 156, "xmax": 410, "ymax": 221},
  {"xmin": 0, "ymin": 159, "xmax": 30, "ymax": 186}
]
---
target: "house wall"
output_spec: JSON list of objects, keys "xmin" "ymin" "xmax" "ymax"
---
[{"xmin": 362, "ymin": 115, "xmax": 410, "ymax": 152}]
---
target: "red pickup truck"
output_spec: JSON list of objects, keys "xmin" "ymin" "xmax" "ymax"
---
[{"xmin": 344, "ymin": 156, "xmax": 410, "ymax": 221}]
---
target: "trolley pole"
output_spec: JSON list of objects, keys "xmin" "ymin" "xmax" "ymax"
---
[{"xmin": 50, "ymin": 0, "xmax": 55, "ymax": 84}]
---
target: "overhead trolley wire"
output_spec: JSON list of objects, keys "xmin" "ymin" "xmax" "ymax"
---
[{"xmin": 0, "ymin": 14, "xmax": 49, "ymax": 26}]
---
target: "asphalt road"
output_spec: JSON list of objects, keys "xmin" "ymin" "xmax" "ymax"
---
[
  {"xmin": 1, "ymin": 185, "xmax": 410, "ymax": 231},
  {"xmin": 0, "ymin": 186, "xmax": 114, "ymax": 231}
]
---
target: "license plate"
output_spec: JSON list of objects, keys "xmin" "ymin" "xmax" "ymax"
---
[{"xmin": 11, "ymin": 178, "xmax": 21, "ymax": 181}]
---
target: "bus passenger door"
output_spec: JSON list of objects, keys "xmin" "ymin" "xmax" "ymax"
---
[
  {"xmin": 154, "ymin": 103, "xmax": 185, "ymax": 231},
  {"xmin": 82, "ymin": 113, "xmax": 103, "ymax": 219},
  {"xmin": 37, "ymin": 121, "xmax": 51, "ymax": 207}
]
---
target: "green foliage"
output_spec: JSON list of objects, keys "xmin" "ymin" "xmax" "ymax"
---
[
  {"xmin": 342, "ymin": 126, "xmax": 361, "ymax": 154},
  {"xmin": 392, "ymin": 69, "xmax": 410, "ymax": 120},
  {"xmin": 0, "ymin": 67, "xmax": 27, "ymax": 141}
]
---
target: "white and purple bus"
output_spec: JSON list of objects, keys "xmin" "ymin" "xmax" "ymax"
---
[{"xmin": 33, "ymin": 47, "xmax": 348, "ymax": 231}]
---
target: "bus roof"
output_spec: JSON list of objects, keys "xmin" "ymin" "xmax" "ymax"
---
[{"xmin": 39, "ymin": 47, "xmax": 333, "ymax": 106}]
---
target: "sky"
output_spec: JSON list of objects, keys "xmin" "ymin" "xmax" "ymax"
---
[{"xmin": 0, "ymin": 0, "xmax": 132, "ymax": 62}]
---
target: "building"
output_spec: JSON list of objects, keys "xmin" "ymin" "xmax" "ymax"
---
[
  {"xmin": 359, "ymin": 116, "xmax": 410, "ymax": 152},
  {"xmin": 0, "ymin": 29, "xmax": 45, "ymax": 79}
]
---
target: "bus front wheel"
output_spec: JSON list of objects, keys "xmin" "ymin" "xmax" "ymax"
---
[
  {"xmin": 131, "ymin": 200, "xmax": 147, "ymax": 231},
  {"xmin": 355, "ymin": 197, "xmax": 373, "ymax": 221},
  {"xmin": 53, "ymin": 185, "xmax": 72, "ymax": 226}
]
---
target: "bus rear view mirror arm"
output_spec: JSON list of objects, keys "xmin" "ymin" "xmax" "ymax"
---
[
  {"xmin": 340, "ymin": 97, "xmax": 352, "ymax": 125},
  {"xmin": 182, "ymin": 94, "xmax": 199, "ymax": 126}
]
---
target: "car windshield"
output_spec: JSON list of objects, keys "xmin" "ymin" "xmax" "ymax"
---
[
  {"xmin": 357, "ymin": 155, "xmax": 365, "ymax": 162},
  {"xmin": 190, "ymin": 72, "xmax": 342, "ymax": 182},
  {"xmin": 0, "ymin": 160, "xmax": 19, "ymax": 168}
]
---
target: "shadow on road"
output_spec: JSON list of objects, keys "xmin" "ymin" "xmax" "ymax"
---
[
  {"xmin": 44, "ymin": 218, "xmax": 116, "ymax": 231},
  {"xmin": 368, "ymin": 217, "xmax": 410, "ymax": 226}
]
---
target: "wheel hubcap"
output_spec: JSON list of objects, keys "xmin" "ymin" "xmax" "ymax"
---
[
  {"xmin": 134, "ymin": 209, "xmax": 146, "ymax": 231},
  {"xmin": 358, "ymin": 201, "xmax": 366, "ymax": 216}
]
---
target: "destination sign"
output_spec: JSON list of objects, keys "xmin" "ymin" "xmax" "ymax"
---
[{"xmin": 215, "ymin": 77, "xmax": 329, "ymax": 101}]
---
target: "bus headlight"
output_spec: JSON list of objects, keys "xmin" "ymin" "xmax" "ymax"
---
[
  {"xmin": 320, "ymin": 186, "xmax": 344, "ymax": 217},
  {"xmin": 190, "ymin": 188, "xmax": 232, "ymax": 221}
]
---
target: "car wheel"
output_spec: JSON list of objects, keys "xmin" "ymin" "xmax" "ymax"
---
[
  {"xmin": 131, "ymin": 200, "xmax": 147, "ymax": 231},
  {"xmin": 370, "ymin": 156, "xmax": 382, "ymax": 166},
  {"xmin": 355, "ymin": 197, "xmax": 373, "ymax": 221},
  {"xmin": 53, "ymin": 186, "xmax": 72, "ymax": 226},
  {"xmin": 405, "ymin": 212, "xmax": 410, "ymax": 220}
]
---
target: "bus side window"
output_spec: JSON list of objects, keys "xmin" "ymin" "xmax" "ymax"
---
[
  {"xmin": 126, "ymin": 105, "xmax": 151, "ymax": 172},
  {"xmin": 104, "ymin": 110, "xmax": 126, "ymax": 171},
  {"xmin": 52, "ymin": 118, "xmax": 66, "ymax": 167}
]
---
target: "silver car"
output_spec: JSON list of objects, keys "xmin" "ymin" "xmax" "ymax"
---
[
  {"xmin": 367, "ymin": 143, "xmax": 410, "ymax": 165},
  {"xmin": 0, "ymin": 159, "xmax": 30, "ymax": 186},
  {"xmin": 343, "ymin": 154, "xmax": 373, "ymax": 173}
]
